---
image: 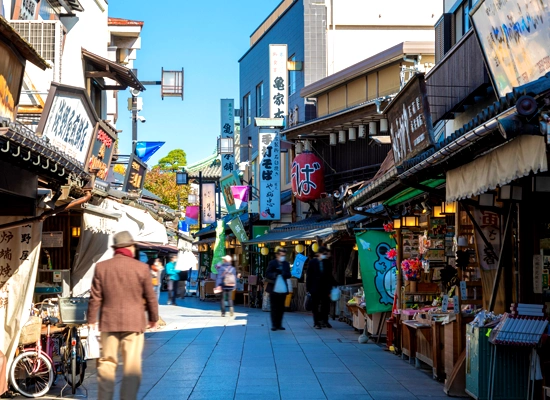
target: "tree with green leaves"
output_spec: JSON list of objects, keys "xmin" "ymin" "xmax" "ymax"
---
[
  {"xmin": 143, "ymin": 166, "xmax": 190, "ymax": 210},
  {"xmin": 157, "ymin": 149, "xmax": 187, "ymax": 171}
]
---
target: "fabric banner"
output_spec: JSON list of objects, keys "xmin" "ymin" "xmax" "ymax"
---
[
  {"xmin": 220, "ymin": 172, "xmax": 240, "ymax": 214},
  {"xmin": 355, "ymin": 230, "xmax": 397, "ymax": 313},
  {"xmin": 0, "ymin": 219, "xmax": 42, "ymax": 371},
  {"xmin": 292, "ymin": 253, "xmax": 307, "ymax": 278},
  {"xmin": 252, "ymin": 226, "xmax": 269, "ymax": 240},
  {"xmin": 473, "ymin": 208, "xmax": 500, "ymax": 271},
  {"xmin": 201, "ymin": 183, "xmax": 216, "ymax": 225},
  {"xmin": 259, "ymin": 130, "xmax": 281, "ymax": 220},
  {"xmin": 185, "ymin": 206, "xmax": 199, "ymax": 226},
  {"xmin": 227, "ymin": 217, "xmax": 248, "ymax": 244},
  {"xmin": 135, "ymin": 141, "xmax": 164, "ymax": 163},
  {"xmin": 211, "ymin": 220, "xmax": 226, "ymax": 272},
  {"xmin": 232, "ymin": 186, "xmax": 249, "ymax": 210}
]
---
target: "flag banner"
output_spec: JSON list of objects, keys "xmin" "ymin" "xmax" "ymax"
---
[
  {"xmin": 253, "ymin": 226, "xmax": 269, "ymax": 240},
  {"xmin": 211, "ymin": 220, "xmax": 226, "ymax": 272},
  {"xmin": 232, "ymin": 186, "xmax": 249, "ymax": 210},
  {"xmin": 292, "ymin": 253, "xmax": 307, "ymax": 278},
  {"xmin": 135, "ymin": 141, "xmax": 165, "ymax": 163},
  {"xmin": 185, "ymin": 206, "xmax": 199, "ymax": 226},
  {"xmin": 355, "ymin": 230, "xmax": 397, "ymax": 314},
  {"xmin": 227, "ymin": 216, "xmax": 248, "ymax": 244},
  {"xmin": 220, "ymin": 171, "xmax": 240, "ymax": 214}
]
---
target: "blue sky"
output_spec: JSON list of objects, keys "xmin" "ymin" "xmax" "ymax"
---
[{"xmin": 109, "ymin": 0, "xmax": 281, "ymax": 168}]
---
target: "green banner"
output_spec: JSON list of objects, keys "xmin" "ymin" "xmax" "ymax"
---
[
  {"xmin": 211, "ymin": 220, "xmax": 226, "ymax": 272},
  {"xmin": 228, "ymin": 216, "xmax": 248, "ymax": 243},
  {"xmin": 219, "ymin": 171, "xmax": 240, "ymax": 214},
  {"xmin": 252, "ymin": 226, "xmax": 269, "ymax": 240},
  {"xmin": 355, "ymin": 230, "xmax": 397, "ymax": 313}
]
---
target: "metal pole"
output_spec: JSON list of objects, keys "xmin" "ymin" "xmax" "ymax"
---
[
  {"xmin": 198, "ymin": 171, "xmax": 203, "ymax": 229},
  {"xmin": 131, "ymin": 95, "xmax": 138, "ymax": 153},
  {"xmin": 247, "ymin": 136, "xmax": 254, "ymax": 275}
]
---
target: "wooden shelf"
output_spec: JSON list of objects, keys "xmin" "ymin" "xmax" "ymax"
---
[
  {"xmin": 404, "ymin": 291, "xmax": 440, "ymax": 296},
  {"xmin": 460, "ymin": 299, "xmax": 483, "ymax": 305}
]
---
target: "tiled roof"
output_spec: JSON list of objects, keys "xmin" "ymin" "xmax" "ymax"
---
[
  {"xmin": 187, "ymin": 153, "xmax": 221, "ymax": 180},
  {"xmin": 108, "ymin": 17, "xmax": 144, "ymax": 26}
]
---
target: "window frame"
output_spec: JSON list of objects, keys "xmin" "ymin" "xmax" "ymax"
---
[
  {"xmin": 288, "ymin": 54, "xmax": 297, "ymax": 96},
  {"xmin": 243, "ymin": 93, "xmax": 251, "ymax": 127},
  {"xmin": 256, "ymin": 82, "xmax": 264, "ymax": 117}
]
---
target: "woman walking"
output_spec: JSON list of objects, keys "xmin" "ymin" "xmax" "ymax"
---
[
  {"xmin": 215, "ymin": 255, "xmax": 237, "ymax": 317},
  {"xmin": 165, "ymin": 254, "xmax": 179, "ymax": 305},
  {"xmin": 266, "ymin": 247, "xmax": 291, "ymax": 331},
  {"xmin": 148, "ymin": 258, "xmax": 163, "ymax": 303}
]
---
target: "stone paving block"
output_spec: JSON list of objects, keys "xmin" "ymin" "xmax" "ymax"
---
[{"xmin": 367, "ymin": 391, "xmax": 418, "ymax": 399}]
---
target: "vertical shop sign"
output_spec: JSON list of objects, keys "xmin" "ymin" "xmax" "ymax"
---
[
  {"xmin": 269, "ymin": 44, "xmax": 288, "ymax": 119},
  {"xmin": 473, "ymin": 208, "xmax": 500, "ymax": 271},
  {"xmin": 227, "ymin": 217, "xmax": 248, "ymax": 244},
  {"xmin": 86, "ymin": 122, "xmax": 117, "ymax": 181},
  {"xmin": 0, "ymin": 40, "xmax": 24, "ymax": 122},
  {"xmin": 201, "ymin": 183, "xmax": 216, "ymax": 225},
  {"xmin": 471, "ymin": 0, "xmax": 550, "ymax": 97},
  {"xmin": 386, "ymin": 73, "xmax": 434, "ymax": 166},
  {"xmin": 533, "ymin": 255, "xmax": 543, "ymax": 294},
  {"xmin": 355, "ymin": 230, "xmax": 397, "ymax": 313},
  {"xmin": 219, "ymin": 171, "xmax": 240, "ymax": 214},
  {"xmin": 37, "ymin": 83, "xmax": 98, "ymax": 165},
  {"xmin": 220, "ymin": 99, "xmax": 235, "ymax": 177},
  {"xmin": 123, "ymin": 155, "xmax": 147, "ymax": 193},
  {"xmin": 259, "ymin": 129, "xmax": 280, "ymax": 220},
  {"xmin": 13, "ymin": 0, "xmax": 39, "ymax": 19}
]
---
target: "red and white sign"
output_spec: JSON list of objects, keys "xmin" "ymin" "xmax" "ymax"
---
[{"xmin": 291, "ymin": 151, "xmax": 325, "ymax": 202}]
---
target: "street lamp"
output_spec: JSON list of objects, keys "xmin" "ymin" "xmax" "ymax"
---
[{"xmin": 176, "ymin": 170, "xmax": 188, "ymax": 185}]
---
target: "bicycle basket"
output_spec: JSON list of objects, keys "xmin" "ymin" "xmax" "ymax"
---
[
  {"xmin": 19, "ymin": 316, "xmax": 42, "ymax": 345},
  {"xmin": 59, "ymin": 297, "xmax": 89, "ymax": 325}
]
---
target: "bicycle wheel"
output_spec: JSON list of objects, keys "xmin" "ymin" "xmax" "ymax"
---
[
  {"xmin": 65, "ymin": 333, "xmax": 86, "ymax": 391},
  {"xmin": 9, "ymin": 350, "xmax": 54, "ymax": 398}
]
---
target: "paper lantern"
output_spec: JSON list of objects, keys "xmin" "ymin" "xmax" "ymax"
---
[
  {"xmin": 291, "ymin": 151, "xmax": 325, "ymax": 202},
  {"xmin": 295, "ymin": 244, "xmax": 305, "ymax": 253},
  {"xmin": 441, "ymin": 201, "xmax": 457, "ymax": 214},
  {"xmin": 312, "ymin": 243, "xmax": 320, "ymax": 253},
  {"xmin": 261, "ymin": 247, "xmax": 269, "ymax": 256},
  {"xmin": 393, "ymin": 218, "xmax": 401, "ymax": 229}
]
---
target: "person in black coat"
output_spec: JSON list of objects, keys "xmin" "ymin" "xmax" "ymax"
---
[
  {"xmin": 306, "ymin": 246, "xmax": 336, "ymax": 329},
  {"xmin": 265, "ymin": 247, "xmax": 292, "ymax": 331}
]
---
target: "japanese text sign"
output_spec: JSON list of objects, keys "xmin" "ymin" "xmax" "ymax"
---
[
  {"xmin": 123, "ymin": 155, "xmax": 147, "ymax": 193},
  {"xmin": 201, "ymin": 183, "xmax": 216, "ymax": 225},
  {"xmin": 86, "ymin": 122, "xmax": 117, "ymax": 181},
  {"xmin": 292, "ymin": 253, "xmax": 307, "ymax": 278},
  {"xmin": 386, "ymin": 74, "xmax": 434, "ymax": 166},
  {"xmin": 471, "ymin": 0, "xmax": 550, "ymax": 97},
  {"xmin": 269, "ymin": 44, "xmax": 288, "ymax": 120},
  {"xmin": 220, "ymin": 171, "xmax": 240, "ymax": 214},
  {"xmin": 220, "ymin": 99, "xmax": 235, "ymax": 177},
  {"xmin": 227, "ymin": 217, "xmax": 248, "ymax": 244},
  {"xmin": 259, "ymin": 129, "xmax": 281, "ymax": 220},
  {"xmin": 37, "ymin": 83, "xmax": 98, "ymax": 165},
  {"xmin": 473, "ymin": 207, "xmax": 500, "ymax": 271}
]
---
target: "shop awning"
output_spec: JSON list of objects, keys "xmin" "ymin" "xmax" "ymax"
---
[
  {"xmin": 82, "ymin": 48, "xmax": 145, "ymax": 91},
  {"xmin": 194, "ymin": 212, "xmax": 250, "ymax": 238},
  {"xmin": 446, "ymin": 135, "xmax": 548, "ymax": 201},
  {"xmin": 384, "ymin": 178, "xmax": 446, "ymax": 207},
  {"xmin": 136, "ymin": 241, "xmax": 178, "ymax": 254},
  {"xmin": 245, "ymin": 214, "xmax": 367, "ymax": 245}
]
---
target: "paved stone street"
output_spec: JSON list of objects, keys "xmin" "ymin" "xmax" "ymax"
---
[{"xmin": 20, "ymin": 293, "xmax": 447, "ymax": 400}]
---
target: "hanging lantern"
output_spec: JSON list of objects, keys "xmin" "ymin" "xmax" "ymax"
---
[
  {"xmin": 291, "ymin": 151, "xmax": 325, "ymax": 202},
  {"xmin": 338, "ymin": 130, "xmax": 346, "ymax": 144},
  {"xmin": 358, "ymin": 125, "xmax": 366, "ymax": 139},
  {"xmin": 280, "ymin": 241, "xmax": 286, "ymax": 246},
  {"xmin": 291, "ymin": 240, "xmax": 299, "ymax": 245},
  {"xmin": 401, "ymin": 215, "xmax": 419, "ymax": 227},
  {"xmin": 353, "ymin": 243, "xmax": 358, "ymax": 251},
  {"xmin": 295, "ymin": 142, "xmax": 303, "ymax": 154},
  {"xmin": 329, "ymin": 133, "xmax": 337, "ymax": 146},
  {"xmin": 441, "ymin": 201, "xmax": 457, "ymax": 214},
  {"xmin": 348, "ymin": 127, "xmax": 357, "ymax": 141},
  {"xmin": 312, "ymin": 243, "xmax": 320, "ymax": 253},
  {"xmin": 432, "ymin": 206, "xmax": 444, "ymax": 218},
  {"xmin": 305, "ymin": 240, "xmax": 312, "ymax": 245},
  {"xmin": 260, "ymin": 247, "xmax": 269, "ymax": 256},
  {"xmin": 393, "ymin": 218, "xmax": 401, "ymax": 229},
  {"xmin": 295, "ymin": 244, "xmax": 305, "ymax": 253}
]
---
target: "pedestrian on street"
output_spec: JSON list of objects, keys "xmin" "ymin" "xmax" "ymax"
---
[
  {"xmin": 165, "ymin": 254, "xmax": 179, "ymax": 305},
  {"xmin": 215, "ymin": 255, "xmax": 236, "ymax": 317},
  {"xmin": 88, "ymin": 231, "xmax": 158, "ymax": 400},
  {"xmin": 306, "ymin": 246, "xmax": 336, "ymax": 329},
  {"xmin": 265, "ymin": 247, "xmax": 291, "ymax": 331},
  {"xmin": 148, "ymin": 258, "xmax": 163, "ymax": 303}
]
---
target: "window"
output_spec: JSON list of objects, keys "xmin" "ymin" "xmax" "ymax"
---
[
  {"xmin": 256, "ymin": 83, "xmax": 263, "ymax": 117},
  {"xmin": 453, "ymin": 0, "xmax": 476, "ymax": 44},
  {"xmin": 243, "ymin": 93, "xmax": 251, "ymax": 127},
  {"xmin": 288, "ymin": 54, "xmax": 297, "ymax": 96}
]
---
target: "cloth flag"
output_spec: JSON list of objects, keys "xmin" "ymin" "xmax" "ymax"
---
[
  {"xmin": 355, "ymin": 230, "xmax": 397, "ymax": 314},
  {"xmin": 232, "ymin": 186, "xmax": 249, "ymax": 210},
  {"xmin": 211, "ymin": 220, "xmax": 226, "ymax": 272},
  {"xmin": 135, "ymin": 142, "xmax": 165, "ymax": 163},
  {"xmin": 185, "ymin": 206, "xmax": 199, "ymax": 226}
]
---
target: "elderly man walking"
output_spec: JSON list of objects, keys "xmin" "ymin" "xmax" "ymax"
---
[{"xmin": 88, "ymin": 231, "xmax": 159, "ymax": 400}]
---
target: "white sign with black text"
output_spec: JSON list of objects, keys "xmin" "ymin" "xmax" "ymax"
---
[
  {"xmin": 220, "ymin": 99, "xmax": 235, "ymax": 177},
  {"xmin": 269, "ymin": 44, "xmax": 288, "ymax": 120},
  {"xmin": 259, "ymin": 129, "xmax": 280, "ymax": 220},
  {"xmin": 201, "ymin": 183, "xmax": 216, "ymax": 225}
]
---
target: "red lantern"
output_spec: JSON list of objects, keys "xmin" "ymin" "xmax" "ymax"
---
[{"xmin": 291, "ymin": 151, "xmax": 325, "ymax": 201}]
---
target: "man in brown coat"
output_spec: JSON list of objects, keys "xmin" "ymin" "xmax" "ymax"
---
[{"xmin": 88, "ymin": 231, "xmax": 159, "ymax": 400}]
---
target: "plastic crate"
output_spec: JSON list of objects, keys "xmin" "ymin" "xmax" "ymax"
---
[{"xmin": 59, "ymin": 297, "xmax": 89, "ymax": 325}]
